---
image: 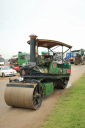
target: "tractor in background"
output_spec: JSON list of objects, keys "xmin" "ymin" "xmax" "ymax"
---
[{"xmin": 73, "ymin": 49, "xmax": 85, "ymax": 65}]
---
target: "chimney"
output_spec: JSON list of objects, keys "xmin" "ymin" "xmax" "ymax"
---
[{"xmin": 29, "ymin": 34, "xmax": 37, "ymax": 62}]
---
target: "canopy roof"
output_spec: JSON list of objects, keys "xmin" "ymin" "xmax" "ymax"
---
[
  {"xmin": 72, "ymin": 50, "xmax": 80, "ymax": 52},
  {"xmin": 27, "ymin": 39, "xmax": 72, "ymax": 49}
]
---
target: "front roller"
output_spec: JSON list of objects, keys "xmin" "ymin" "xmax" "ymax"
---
[{"xmin": 4, "ymin": 83, "xmax": 43, "ymax": 110}]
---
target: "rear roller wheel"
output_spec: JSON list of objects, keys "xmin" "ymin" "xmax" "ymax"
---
[{"xmin": 54, "ymin": 78, "xmax": 69, "ymax": 89}]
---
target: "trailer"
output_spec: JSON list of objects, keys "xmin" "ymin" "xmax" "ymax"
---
[{"xmin": 4, "ymin": 34, "xmax": 72, "ymax": 110}]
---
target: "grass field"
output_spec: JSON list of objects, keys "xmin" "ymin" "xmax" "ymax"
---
[{"xmin": 38, "ymin": 74, "xmax": 85, "ymax": 128}]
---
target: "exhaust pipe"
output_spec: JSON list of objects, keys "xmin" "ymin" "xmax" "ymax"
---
[{"xmin": 29, "ymin": 34, "xmax": 37, "ymax": 64}]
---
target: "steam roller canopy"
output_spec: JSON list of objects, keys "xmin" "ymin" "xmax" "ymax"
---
[{"xmin": 4, "ymin": 83, "xmax": 43, "ymax": 110}]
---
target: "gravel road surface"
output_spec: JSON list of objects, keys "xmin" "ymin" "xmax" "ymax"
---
[{"xmin": 0, "ymin": 65, "xmax": 85, "ymax": 128}]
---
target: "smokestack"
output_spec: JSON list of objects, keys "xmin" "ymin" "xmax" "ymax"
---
[{"xmin": 29, "ymin": 34, "xmax": 37, "ymax": 62}]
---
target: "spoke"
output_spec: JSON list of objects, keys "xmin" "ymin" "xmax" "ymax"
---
[
  {"xmin": 33, "ymin": 84, "xmax": 43, "ymax": 109},
  {"xmin": 33, "ymin": 98, "xmax": 37, "ymax": 106},
  {"xmin": 36, "ymin": 98, "xmax": 39, "ymax": 104}
]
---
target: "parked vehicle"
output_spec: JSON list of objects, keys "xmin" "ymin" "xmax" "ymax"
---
[
  {"xmin": 0, "ymin": 55, "xmax": 4, "ymax": 66},
  {"xmin": 4, "ymin": 59, "xmax": 10, "ymax": 66},
  {"xmin": 66, "ymin": 50, "xmax": 85, "ymax": 64},
  {"xmin": 10, "ymin": 53, "xmax": 30, "ymax": 71},
  {"xmin": 73, "ymin": 49, "xmax": 85, "ymax": 65},
  {"xmin": 10, "ymin": 55, "xmax": 18, "ymax": 68},
  {"xmin": 0, "ymin": 66, "xmax": 17, "ymax": 77},
  {"xmin": 66, "ymin": 52, "xmax": 74, "ymax": 63}
]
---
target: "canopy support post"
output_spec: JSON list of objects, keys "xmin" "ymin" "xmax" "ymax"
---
[{"xmin": 62, "ymin": 45, "xmax": 63, "ymax": 73}]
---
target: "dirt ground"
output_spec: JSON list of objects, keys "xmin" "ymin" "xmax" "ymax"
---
[{"xmin": 0, "ymin": 65, "xmax": 85, "ymax": 128}]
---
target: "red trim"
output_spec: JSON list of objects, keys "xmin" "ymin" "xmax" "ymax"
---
[
  {"xmin": 53, "ymin": 63, "xmax": 56, "ymax": 68},
  {"xmin": 78, "ymin": 57, "xmax": 80, "ymax": 60},
  {"xmin": 67, "ymin": 69, "xmax": 71, "ymax": 73},
  {"xmin": 14, "ymin": 66, "xmax": 19, "ymax": 71}
]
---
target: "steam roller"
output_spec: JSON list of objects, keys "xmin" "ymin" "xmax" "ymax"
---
[{"xmin": 4, "ymin": 34, "xmax": 72, "ymax": 110}]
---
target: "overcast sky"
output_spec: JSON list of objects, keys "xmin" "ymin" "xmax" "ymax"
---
[{"xmin": 0, "ymin": 0, "xmax": 85, "ymax": 59}]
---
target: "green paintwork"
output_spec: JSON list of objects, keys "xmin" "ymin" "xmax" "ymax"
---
[
  {"xmin": 62, "ymin": 70, "xmax": 67, "ymax": 73},
  {"xmin": 58, "ymin": 62, "xmax": 71, "ymax": 69},
  {"xmin": 40, "ymin": 59, "xmax": 46, "ymax": 65},
  {"xmin": 38, "ymin": 60, "xmax": 71, "ymax": 74},
  {"xmin": 49, "ymin": 61, "xmax": 71, "ymax": 74},
  {"xmin": 49, "ymin": 61, "xmax": 61, "ymax": 73},
  {"xmin": 42, "ymin": 82, "xmax": 53, "ymax": 96},
  {"xmin": 41, "ymin": 51, "xmax": 48, "ymax": 55},
  {"xmin": 18, "ymin": 53, "xmax": 30, "ymax": 66}
]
